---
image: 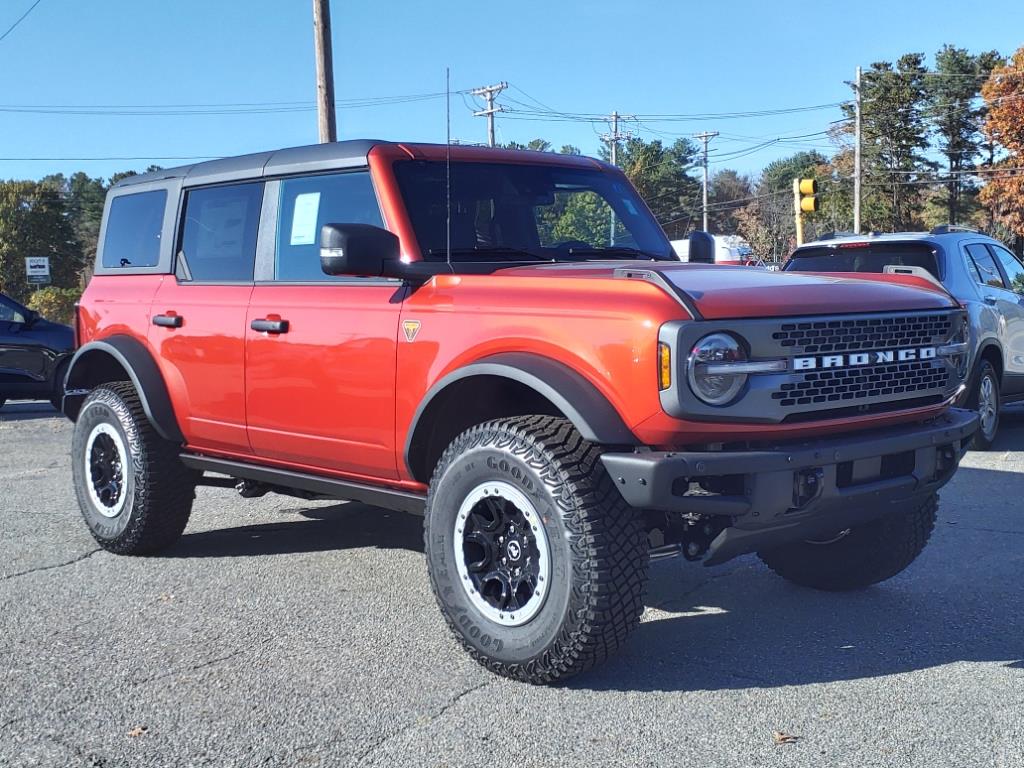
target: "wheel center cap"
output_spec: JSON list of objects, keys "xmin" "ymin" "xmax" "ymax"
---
[{"xmin": 506, "ymin": 540, "xmax": 523, "ymax": 562}]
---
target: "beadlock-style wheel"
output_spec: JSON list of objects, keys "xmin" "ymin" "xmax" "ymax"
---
[
  {"xmin": 85, "ymin": 422, "xmax": 128, "ymax": 518},
  {"xmin": 454, "ymin": 481, "xmax": 551, "ymax": 627}
]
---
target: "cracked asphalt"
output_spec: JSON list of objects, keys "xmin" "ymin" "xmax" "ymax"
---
[{"xmin": 1, "ymin": 402, "xmax": 1022, "ymax": 767}]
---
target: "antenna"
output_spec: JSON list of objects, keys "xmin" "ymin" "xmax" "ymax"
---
[{"xmin": 445, "ymin": 67, "xmax": 452, "ymax": 270}]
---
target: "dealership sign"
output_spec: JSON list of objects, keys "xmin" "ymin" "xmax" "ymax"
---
[{"xmin": 25, "ymin": 257, "xmax": 51, "ymax": 285}]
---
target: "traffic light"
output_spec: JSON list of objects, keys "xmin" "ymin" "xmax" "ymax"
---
[{"xmin": 798, "ymin": 178, "xmax": 819, "ymax": 213}]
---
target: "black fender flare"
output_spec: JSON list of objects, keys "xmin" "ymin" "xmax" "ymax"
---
[
  {"xmin": 63, "ymin": 336, "xmax": 184, "ymax": 443},
  {"xmin": 404, "ymin": 352, "xmax": 639, "ymax": 475}
]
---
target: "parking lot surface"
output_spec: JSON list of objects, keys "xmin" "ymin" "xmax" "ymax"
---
[{"xmin": 1, "ymin": 402, "xmax": 1022, "ymax": 767}]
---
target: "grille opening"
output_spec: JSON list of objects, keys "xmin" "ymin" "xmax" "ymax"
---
[
  {"xmin": 772, "ymin": 360, "xmax": 950, "ymax": 408},
  {"xmin": 780, "ymin": 394, "xmax": 945, "ymax": 423},
  {"xmin": 773, "ymin": 313, "xmax": 954, "ymax": 355}
]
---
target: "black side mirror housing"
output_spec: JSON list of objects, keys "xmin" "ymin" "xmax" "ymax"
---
[
  {"xmin": 320, "ymin": 223, "xmax": 402, "ymax": 278},
  {"xmin": 687, "ymin": 230, "xmax": 715, "ymax": 264}
]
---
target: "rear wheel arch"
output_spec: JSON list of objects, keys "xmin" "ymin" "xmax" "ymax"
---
[
  {"xmin": 404, "ymin": 353, "xmax": 638, "ymax": 483},
  {"xmin": 63, "ymin": 336, "xmax": 183, "ymax": 443}
]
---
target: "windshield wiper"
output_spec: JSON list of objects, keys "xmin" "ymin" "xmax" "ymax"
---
[
  {"xmin": 427, "ymin": 246, "xmax": 547, "ymax": 262},
  {"xmin": 565, "ymin": 246, "xmax": 664, "ymax": 260}
]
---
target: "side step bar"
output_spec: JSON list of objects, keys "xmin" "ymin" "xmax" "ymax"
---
[{"xmin": 179, "ymin": 454, "xmax": 426, "ymax": 515}]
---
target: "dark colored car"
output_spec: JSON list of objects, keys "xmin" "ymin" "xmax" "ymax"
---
[{"xmin": 0, "ymin": 292, "xmax": 75, "ymax": 410}]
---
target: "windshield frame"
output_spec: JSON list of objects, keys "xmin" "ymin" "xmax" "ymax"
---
[{"xmin": 387, "ymin": 157, "xmax": 676, "ymax": 265}]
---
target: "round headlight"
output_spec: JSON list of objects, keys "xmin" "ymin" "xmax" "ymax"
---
[{"xmin": 687, "ymin": 333, "xmax": 748, "ymax": 405}]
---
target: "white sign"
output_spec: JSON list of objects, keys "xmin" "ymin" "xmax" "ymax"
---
[
  {"xmin": 289, "ymin": 192, "xmax": 321, "ymax": 246},
  {"xmin": 25, "ymin": 256, "xmax": 51, "ymax": 285}
]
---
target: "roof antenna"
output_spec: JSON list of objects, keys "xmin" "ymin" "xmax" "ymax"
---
[{"xmin": 445, "ymin": 66, "xmax": 453, "ymax": 271}]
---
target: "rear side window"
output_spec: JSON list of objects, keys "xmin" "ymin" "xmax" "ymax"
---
[
  {"xmin": 179, "ymin": 182, "xmax": 264, "ymax": 282},
  {"xmin": 275, "ymin": 172, "xmax": 383, "ymax": 281},
  {"xmin": 786, "ymin": 242, "xmax": 940, "ymax": 278},
  {"xmin": 990, "ymin": 244, "xmax": 1024, "ymax": 293},
  {"xmin": 965, "ymin": 243, "xmax": 1006, "ymax": 289},
  {"xmin": 101, "ymin": 190, "xmax": 167, "ymax": 268}
]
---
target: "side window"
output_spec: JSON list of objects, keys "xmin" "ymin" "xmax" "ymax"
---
[
  {"xmin": 101, "ymin": 189, "xmax": 167, "ymax": 268},
  {"xmin": 275, "ymin": 172, "xmax": 383, "ymax": 281},
  {"xmin": 990, "ymin": 244, "xmax": 1024, "ymax": 294},
  {"xmin": 179, "ymin": 182, "xmax": 264, "ymax": 282},
  {"xmin": 0, "ymin": 296, "xmax": 27, "ymax": 324},
  {"xmin": 965, "ymin": 244, "xmax": 1007, "ymax": 290}
]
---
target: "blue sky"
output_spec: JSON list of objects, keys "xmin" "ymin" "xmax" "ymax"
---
[{"xmin": 0, "ymin": 0, "xmax": 1021, "ymax": 182}]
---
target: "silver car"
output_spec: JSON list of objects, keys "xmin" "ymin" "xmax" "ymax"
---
[{"xmin": 786, "ymin": 227, "xmax": 1024, "ymax": 449}]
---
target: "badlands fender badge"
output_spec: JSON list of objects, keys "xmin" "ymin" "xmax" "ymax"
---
[
  {"xmin": 793, "ymin": 347, "xmax": 937, "ymax": 371},
  {"xmin": 402, "ymin": 320, "xmax": 421, "ymax": 342}
]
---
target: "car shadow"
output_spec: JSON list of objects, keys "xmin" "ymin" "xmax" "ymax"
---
[
  {"xmin": 166, "ymin": 463, "xmax": 1023, "ymax": 692},
  {"xmin": 166, "ymin": 502, "xmax": 425, "ymax": 558},
  {"xmin": 0, "ymin": 401, "xmax": 60, "ymax": 422},
  {"xmin": 992, "ymin": 403, "xmax": 1024, "ymax": 451}
]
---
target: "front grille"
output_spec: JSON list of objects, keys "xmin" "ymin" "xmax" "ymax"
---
[
  {"xmin": 772, "ymin": 313, "xmax": 955, "ymax": 355},
  {"xmin": 772, "ymin": 359, "xmax": 951, "ymax": 408}
]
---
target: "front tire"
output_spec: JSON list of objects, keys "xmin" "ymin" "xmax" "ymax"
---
[
  {"xmin": 72, "ymin": 382, "xmax": 197, "ymax": 555},
  {"xmin": 757, "ymin": 494, "xmax": 938, "ymax": 591},
  {"xmin": 968, "ymin": 359, "xmax": 1000, "ymax": 450},
  {"xmin": 424, "ymin": 416, "xmax": 648, "ymax": 684}
]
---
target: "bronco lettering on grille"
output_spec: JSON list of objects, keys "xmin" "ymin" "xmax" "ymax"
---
[{"xmin": 793, "ymin": 347, "xmax": 938, "ymax": 371}]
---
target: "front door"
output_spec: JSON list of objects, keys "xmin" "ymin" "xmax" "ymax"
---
[
  {"xmin": 149, "ymin": 181, "xmax": 264, "ymax": 454},
  {"xmin": 244, "ymin": 171, "xmax": 403, "ymax": 480}
]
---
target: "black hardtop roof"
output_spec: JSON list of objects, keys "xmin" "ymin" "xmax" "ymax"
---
[
  {"xmin": 112, "ymin": 139, "xmax": 388, "ymax": 190},
  {"xmin": 112, "ymin": 139, "xmax": 608, "ymax": 191}
]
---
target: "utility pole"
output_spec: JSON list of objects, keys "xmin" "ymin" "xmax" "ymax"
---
[
  {"xmin": 692, "ymin": 131, "xmax": 719, "ymax": 231},
  {"xmin": 471, "ymin": 82, "xmax": 507, "ymax": 147},
  {"xmin": 601, "ymin": 111, "xmax": 633, "ymax": 243},
  {"xmin": 312, "ymin": 0, "xmax": 336, "ymax": 143},
  {"xmin": 853, "ymin": 65, "xmax": 862, "ymax": 234}
]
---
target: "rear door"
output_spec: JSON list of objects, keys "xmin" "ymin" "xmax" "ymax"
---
[
  {"xmin": 244, "ymin": 171, "xmax": 403, "ymax": 479},
  {"xmin": 0, "ymin": 296, "xmax": 45, "ymax": 385},
  {"xmin": 986, "ymin": 243, "xmax": 1024, "ymax": 389},
  {"xmin": 149, "ymin": 181, "xmax": 264, "ymax": 454}
]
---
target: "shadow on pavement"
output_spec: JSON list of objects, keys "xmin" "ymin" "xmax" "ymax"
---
[
  {"xmin": 0, "ymin": 401, "xmax": 60, "ymax": 422},
  {"xmin": 167, "ymin": 503, "xmax": 424, "ymax": 558},
  {"xmin": 166, "ymin": 442, "xmax": 1023, "ymax": 692}
]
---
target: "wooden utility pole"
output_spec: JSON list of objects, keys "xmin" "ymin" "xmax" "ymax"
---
[
  {"xmin": 471, "ymin": 82, "xmax": 507, "ymax": 147},
  {"xmin": 693, "ymin": 131, "xmax": 719, "ymax": 231},
  {"xmin": 313, "ymin": 0, "xmax": 336, "ymax": 143},
  {"xmin": 853, "ymin": 65, "xmax": 862, "ymax": 234}
]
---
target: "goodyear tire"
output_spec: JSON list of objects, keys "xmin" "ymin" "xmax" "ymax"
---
[
  {"xmin": 968, "ymin": 359, "xmax": 1000, "ymax": 451},
  {"xmin": 757, "ymin": 494, "xmax": 938, "ymax": 591},
  {"xmin": 72, "ymin": 382, "xmax": 197, "ymax": 555},
  {"xmin": 424, "ymin": 416, "xmax": 647, "ymax": 684}
]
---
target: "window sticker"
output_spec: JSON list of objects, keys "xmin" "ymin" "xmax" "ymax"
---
[{"xmin": 290, "ymin": 192, "xmax": 321, "ymax": 246}]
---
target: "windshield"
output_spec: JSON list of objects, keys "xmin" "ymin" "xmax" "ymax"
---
[
  {"xmin": 393, "ymin": 160, "xmax": 675, "ymax": 262},
  {"xmin": 786, "ymin": 242, "xmax": 941, "ymax": 279}
]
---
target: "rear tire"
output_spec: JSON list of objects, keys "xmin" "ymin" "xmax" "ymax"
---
[
  {"xmin": 72, "ymin": 382, "xmax": 197, "ymax": 555},
  {"xmin": 968, "ymin": 359, "xmax": 1000, "ymax": 451},
  {"xmin": 757, "ymin": 494, "xmax": 938, "ymax": 591},
  {"xmin": 424, "ymin": 415, "xmax": 648, "ymax": 684}
]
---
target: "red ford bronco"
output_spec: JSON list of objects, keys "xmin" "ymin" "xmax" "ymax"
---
[{"xmin": 63, "ymin": 141, "xmax": 977, "ymax": 683}]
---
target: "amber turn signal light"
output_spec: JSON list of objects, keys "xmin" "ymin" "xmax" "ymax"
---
[{"xmin": 658, "ymin": 342, "xmax": 672, "ymax": 390}]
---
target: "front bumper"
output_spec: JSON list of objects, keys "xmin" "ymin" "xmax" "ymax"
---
[{"xmin": 601, "ymin": 408, "xmax": 978, "ymax": 565}]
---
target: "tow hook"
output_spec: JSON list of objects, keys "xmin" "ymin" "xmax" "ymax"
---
[{"xmin": 792, "ymin": 468, "xmax": 824, "ymax": 510}]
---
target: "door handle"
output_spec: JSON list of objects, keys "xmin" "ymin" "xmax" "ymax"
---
[
  {"xmin": 152, "ymin": 313, "xmax": 183, "ymax": 328},
  {"xmin": 251, "ymin": 318, "xmax": 289, "ymax": 334},
  {"xmin": 984, "ymin": 296, "xmax": 998, "ymax": 306}
]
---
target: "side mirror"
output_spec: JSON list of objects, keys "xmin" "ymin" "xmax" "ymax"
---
[
  {"xmin": 688, "ymin": 230, "xmax": 715, "ymax": 264},
  {"xmin": 320, "ymin": 223, "xmax": 401, "ymax": 278}
]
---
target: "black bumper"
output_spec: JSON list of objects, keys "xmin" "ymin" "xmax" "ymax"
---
[{"xmin": 601, "ymin": 408, "xmax": 978, "ymax": 565}]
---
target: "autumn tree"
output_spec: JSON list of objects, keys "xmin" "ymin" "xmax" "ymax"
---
[
  {"xmin": 707, "ymin": 169, "xmax": 753, "ymax": 234},
  {"xmin": 979, "ymin": 46, "xmax": 1024, "ymax": 239}
]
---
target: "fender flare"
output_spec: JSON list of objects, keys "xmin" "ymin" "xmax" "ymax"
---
[
  {"xmin": 404, "ymin": 352, "xmax": 638, "ymax": 475},
  {"xmin": 63, "ymin": 336, "xmax": 184, "ymax": 443}
]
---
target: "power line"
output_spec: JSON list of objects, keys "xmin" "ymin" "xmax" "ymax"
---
[{"xmin": 0, "ymin": 0, "xmax": 44, "ymax": 44}]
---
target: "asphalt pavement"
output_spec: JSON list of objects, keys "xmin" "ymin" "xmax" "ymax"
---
[{"xmin": 1, "ymin": 402, "xmax": 1022, "ymax": 767}]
